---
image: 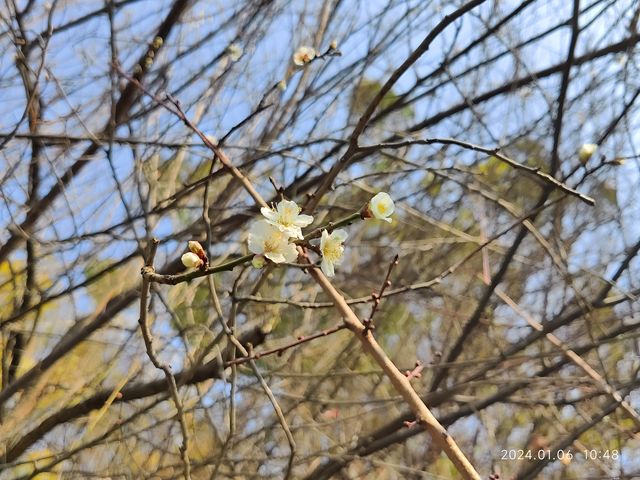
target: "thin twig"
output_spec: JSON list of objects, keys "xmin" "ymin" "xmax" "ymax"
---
[
  {"xmin": 363, "ymin": 254, "xmax": 399, "ymax": 331},
  {"xmin": 549, "ymin": 0, "xmax": 581, "ymax": 176},
  {"xmin": 114, "ymin": 65, "xmax": 268, "ymax": 209},
  {"xmin": 494, "ymin": 286, "xmax": 640, "ymax": 430},
  {"xmin": 209, "ymin": 274, "xmax": 297, "ymax": 478},
  {"xmin": 247, "ymin": 348, "xmax": 297, "ymax": 480},
  {"xmin": 359, "ymin": 137, "xmax": 595, "ymax": 206},
  {"xmin": 304, "ymin": 0, "xmax": 488, "ymax": 213},
  {"xmin": 404, "ymin": 361, "xmax": 425, "ymax": 382},
  {"xmin": 225, "ymin": 324, "xmax": 346, "ymax": 367},
  {"xmin": 139, "ymin": 238, "xmax": 191, "ymax": 480}
]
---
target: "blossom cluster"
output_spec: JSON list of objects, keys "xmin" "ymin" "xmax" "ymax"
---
[
  {"xmin": 249, "ymin": 199, "xmax": 312, "ymax": 265},
  {"xmin": 181, "ymin": 193, "xmax": 395, "ymax": 278}
]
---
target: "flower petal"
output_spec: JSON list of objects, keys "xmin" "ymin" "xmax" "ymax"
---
[
  {"xmin": 320, "ymin": 229, "xmax": 329, "ymax": 250},
  {"xmin": 321, "ymin": 258, "xmax": 334, "ymax": 277},
  {"xmin": 281, "ymin": 225, "xmax": 304, "ymax": 239},
  {"xmin": 260, "ymin": 207, "xmax": 277, "ymax": 222},
  {"xmin": 277, "ymin": 199, "xmax": 297, "ymax": 213},
  {"xmin": 282, "ymin": 244, "xmax": 299, "ymax": 263},
  {"xmin": 331, "ymin": 229, "xmax": 348, "ymax": 243},
  {"xmin": 295, "ymin": 214, "xmax": 314, "ymax": 227},
  {"xmin": 249, "ymin": 220, "xmax": 281, "ymax": 254},
  {"xmin": 251, "ymin": 219, "xmax": 272, "ymax": 236},
  {"xmin": 265, "ymin": 251, "xmax": 286, "ymax": 263},
  {"xmin": 370, "ymin": 192, "xmax": 395, "ymax": 221}
]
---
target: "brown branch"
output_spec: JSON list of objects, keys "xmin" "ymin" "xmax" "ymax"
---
[
  {"xmin": 305, "ymin": 316, "xmax": 640, "ymax": 479},
  {"xmin": 516, "ymin": 393, "xmax": 629, "ymax": 480},
  {"xmin": 304, "ymin": 252, "xmax": 482, "ymax": 480},
  {"xmin": 403, "ymin": 33, "xmax": 640, "ymax": 136},
  {"xmin": 204, "ymin": 262, "xmax": 296, "ymax": 478},
  {"xmin": 0, "ymin": 290, "xmax": 138, "ymax": 409},
  {"xmin": 142, "ymin": 254, "xmax": 254, "ymax": 285},
  {"xmin": 349, "ymin": 0, "xmax": 487, "ymax": 143},
  {"xmin": 359, "ymin": 137, "xmax": 595, "ymax": 206},
  {"xmin": 494, "ymin": 286, "xmax": 640, "ymax": 430},
  {"xmin": 0, "ymin": 131, "xmax": 204, "ymax": 148},
  {"xmin": 549, "ymin": 0, "xmax": 581, "ymax": 176}
]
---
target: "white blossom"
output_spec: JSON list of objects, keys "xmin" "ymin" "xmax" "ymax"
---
[
  {"xmin": 369, "ymin": 192, "xmax": 395, "ymax": 223},
  {"xmin": 261, "ymin": 199, "xmax": 313, "ymax": 239},
  {"xmin": 181, "ymin": 252, "xmax": 203, "ymax": 269},
  {"xmin": 293, "ymin": 46, "xmax": 316, "ymax": 66},
  {"xmin": 248, "ymin": 220, "xmax": 298, "ymax": 264},
  {"xmin": 320, "ymin": 229, "xmax": 347, "ymax": 278},
  {"xmin": 578, "ymin": 143, "xmax": 598, "ymax": 164}
]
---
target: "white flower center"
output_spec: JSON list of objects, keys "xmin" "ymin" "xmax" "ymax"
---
[{"xmin": 264, "ymin": 235, "xmax": 279, "ymax": 252}]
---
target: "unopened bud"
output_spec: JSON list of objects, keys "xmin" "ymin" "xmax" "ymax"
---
[
  {"xmin": 181, "ymin": 252, "xmax": 204, "ymax": 269},
  {"xmin": 252, "ymin": 254, "xmax": 267, "ymax": 269},
  {"xmin": 578, "ymin": 143, "xmax": 598, "ymax": 164},
  {"xmin": 188, "ymin": 241, "xmax": 206, "ymax": 257}
]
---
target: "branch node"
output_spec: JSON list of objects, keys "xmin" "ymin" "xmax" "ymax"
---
[{"xmin": 403, "ymin": 419, "xmax": 417, "ymax": 428}]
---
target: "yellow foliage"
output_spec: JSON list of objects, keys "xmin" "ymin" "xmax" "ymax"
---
[{"xmin": 11, "ymin": 449, "xmax": 60, "ymax": 478}]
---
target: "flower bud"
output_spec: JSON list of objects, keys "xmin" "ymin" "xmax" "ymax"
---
[
  {"xmin": 578, "ymin": 143, "xmax": 598, "ymax": 164},
  {"xmin": 251, "ymin": 254, "xmax": 267, "ymax": 269},
  {"xmin": 293, "ymin": 46, "xmax": 316, "ymax": 66},
  {"xmin": 188, "ymin": 241, "xmax": 206, "ymax": 257},
  {"xmin": 181, "ymin": 252, "xmax": 203, "ymax": 269},
  {"xmin": 188, "ymin": 240, "xmax": 208, "ymax": 266},
  {"xmin": 227, "ymin": 43, "xmax": 243, "ymax": 62}
]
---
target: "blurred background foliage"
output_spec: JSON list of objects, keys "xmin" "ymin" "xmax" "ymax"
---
[{"xmin": 1, "ymin": 0, "xmax": 640, "ymax": 478}]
